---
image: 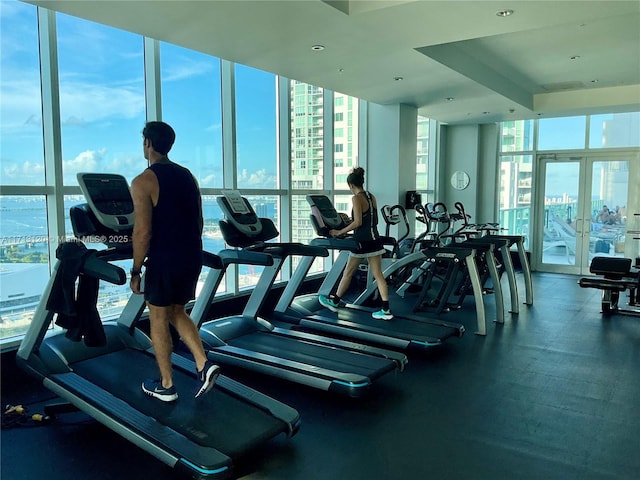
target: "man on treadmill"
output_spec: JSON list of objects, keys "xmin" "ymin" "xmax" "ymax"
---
[{"xmin": 130, "ymin": 121, "xmax": 220, "ymax": 402}]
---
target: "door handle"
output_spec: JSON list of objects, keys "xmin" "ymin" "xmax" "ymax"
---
[{"xmin": 575, "ymin": 218, "xmax": 583, "ymax": 235}]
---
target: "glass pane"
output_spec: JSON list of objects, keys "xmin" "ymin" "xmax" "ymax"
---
[
  {"xmin": 161, "ymin": 43, "xmax": 223, "ymax": 188},
  {"xmin": 538, "ymin": 116, "xmax": 586, "ymax": 151},
  {"xmin": 500, "ymin": 120, "xmax": 533, "ymax": 152},
  {"xmin": 0, "ymin": 195, "xmax": 49, "ymax": 340},
  {"xmin": 499, "ymin": 155, "xmax": 533, "ymax": 249},
  {"xmin": 201, "ymin": 196, "xmax": 228, "ymax": 294},
  {"xmin": 416, "ymin": 116, "xmax": 430, "ymax": 190},
  {"xmin": 332, "ymin": 194, "xmax": 353, "ymax": 263},
  {"xmin": 414, "ymin": 191, "xmax": 434, "ymax": 239},
  {"xmin": 290, "ymin": 80, "xmax": 324, "ymax": 189},
  {"xmin": 334, "ymin": 194, "xmax": 352, "ymax": 218},
  {"xmin": 334, "ymin": 92, "xmax": 359, "ymax": 189},
  {"xmin": 291, "ymin": 194, "xmax": 323, "ymax": 275},
  {"xmin": 235, "ymin": 65, "xmax": 277, "ymax": 189},
  {"xmin": 240, "ymin": 195, "xmax": 279, "ymax": 289},
  {"xmin": 57, "ymin": 13, "xmax": 145, "ymax": 186},
  {"xmin": 291, "ymin": 195, "xmax": 315, "ymax": 244},
  {"xmin": 0, "ymin": 2, "xmax": 44, "ymax": 185},
  {"xmin": 542, "ymin": 162, "xmax": 580, "ymax": 265},
  {"xmin": 589, "ymin": 161, "xmax": 628, "ymax": 258},
  {"xmin": 63, "ymin": 195, "xmax": 132, "ymax": 319},
  {"xmin": 589, "ymin": 112, "xmax": 640, "ymax": 148}
]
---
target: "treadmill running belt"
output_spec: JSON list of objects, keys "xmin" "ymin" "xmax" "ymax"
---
[
  {"xmin": 228, "ymin": 332, "xmax": 395, "ymax": 377},
  {"xmin": 70, "ymin": 349, "xmax": 285, "ymax": 458},
  {"xmin": 336, "ymin": 309, "xmax": 459, "ymax": 339}
]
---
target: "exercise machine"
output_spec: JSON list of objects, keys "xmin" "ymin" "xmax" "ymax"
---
[
  {"xmin": 579, "ymin": 256, "xmax": 640, "ymax": 315},
  {"xmin": 17, "ymin": 173, "xmax": 300, "ymax": 479},
  {"xmin": 449, "ymin": 202, "xmax": 533, "ymax": 309},
  {"xmin": 188, "ymin": 191, "xmax": 407, "ymax": 398},
  {"xmin": 272, "ymin": 194, "xmax": 467, "ymax": 342}
]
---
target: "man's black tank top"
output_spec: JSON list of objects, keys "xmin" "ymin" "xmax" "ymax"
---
[{"xmin": 147, "ymin": 162, "xmax": 203, "ymax": 268}]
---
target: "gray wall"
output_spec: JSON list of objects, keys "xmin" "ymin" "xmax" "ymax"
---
[
  {"xmin": 366, "ymin": 102, "xmax": 418, "ymax": 234},
  {"xmin": 439, "ymin": 123, "xmax": 500, "ymax": 225}
]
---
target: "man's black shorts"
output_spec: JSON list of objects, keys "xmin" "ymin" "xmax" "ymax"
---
[{"xmin": 143, "ymin": 260, "xmax": 201, "ymax": 307}]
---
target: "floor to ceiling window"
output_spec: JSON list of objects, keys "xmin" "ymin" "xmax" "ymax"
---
[
  {"xmin": 160, "ymin": 42, "xmax": 226, "ymax": 292},
  {"xmin": 1, "ymin": 2, "xmax": 44, "ymax": 186},
  {"xmin": 289, "ymin": 81, "xmax": 326, "ymax": 274},
  {"xmin": 1, "ymin": 3, "xmax": 47, "ymax": 342},
  {"xmin": 234, "ymin": 65, "xmax": 279, "ymax": 287},
  {"xmin": 56, "ymin": 12, "xmax": 146, "ymax": 323},
  {"xmin": 414, "ymin": 115, "xmax": 434, "ymax": 236},
  {"xmin": 235, "ymin": 65, "xmax": 278, "ymax": 190},
  {"xmin": 57, "ymin": 13, "xmax": 146, "ymax": 187},
  {"xmin": 333, "ymin": 93, "xmax": 359, "ymax": 190},
  {"xmin": 498, "ymin": 113, "xmax": 640, "ymax": 271}
]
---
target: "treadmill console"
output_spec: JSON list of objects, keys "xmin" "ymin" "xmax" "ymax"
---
[
  {"xmin": 217, "ymin": 192, "xmax": 279, "ymax": 248},
  {"xmin": 306, "ymin": 194, "xmax": 348, "ymax": 237},
  {"xmin": 72, "ymin": 173, "xmax": 134, "ymax": 247},
  {"xmin": 217, "ymin": 191, "xmax": 263, "ymax": 237},
  {"xmin": 77, "ymin": 172, "xmax": 134, "ymax": 232}
]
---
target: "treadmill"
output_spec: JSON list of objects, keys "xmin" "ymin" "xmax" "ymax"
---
[
  {"xmin": 189, "ymin": 191, "xmax": 407, "ymax": 398},
  {"xmin": 17, "ymin": 173, "xmax": 300, "ymax": 480},
  {"xmin": 272, "ymin": 195, "xmax": 473, "ymax": 343}
]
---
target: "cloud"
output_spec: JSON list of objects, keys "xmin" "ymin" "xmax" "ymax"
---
[
  {"xmin": 104, "ymin": 154, "xmax": 146, "ymax": 181},
  {"xmin": 1, "ymin": 161, "xmax": 45, "ymax": 183},
  {"xmin": 1, "ymin": 78, "xmax": 43, "ymax": 131},
  {"xmin": 64, "ymin": 149, "xmax": 105, "ymax": 176},
  {"xmin": 64, "ymin": 149, "xmax": 147, "ymax": 184},
  {"xmin": 161, "ymin": 56, "xmax": 217, "ymax": 83},
  {"xmin": 200, "ymin": 174, "xmax": 219, "ymax": 188},
  {"xmin": 59, "ymin": 83, "xmax": 144, "ymax": 125},
  {"xmin": 238, "ymin": 168, "xmax": 277, "ymax": 188}
]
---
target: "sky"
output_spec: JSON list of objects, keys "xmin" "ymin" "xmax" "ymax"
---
[
  {"xmin": 0, "ymin": 1, "xmax": 277, "ymax": 188},
  {"xmin": 1, "ymin": 1, "xmax": 638, "ymax": 195}
]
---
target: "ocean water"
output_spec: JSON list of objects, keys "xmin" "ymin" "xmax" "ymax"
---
[
  {"xmin": 1, "ymin": 196, "xmax": 228, "ymax": 241},
  {"xmin": 0, "ymin": 196, "xmax": 271, "ymax": 319}
]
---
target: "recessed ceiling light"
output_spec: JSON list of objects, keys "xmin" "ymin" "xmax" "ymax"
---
[
  {"xmin": 311, "ymin": 44, "xmax": 325, "ymax": 51},
  {"xmin": 496, "ymin": 9, "xmax": 514, "ymax": 17}
]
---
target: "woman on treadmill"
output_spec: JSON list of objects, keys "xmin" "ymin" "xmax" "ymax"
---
[{"xmin": 318, "ymin": 167, "xmax": 393, "ymax": 320}]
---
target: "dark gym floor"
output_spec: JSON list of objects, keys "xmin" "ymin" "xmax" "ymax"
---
[{"xmin": 2, "ymin": 272, "xmax": 639, "ymax": 480}]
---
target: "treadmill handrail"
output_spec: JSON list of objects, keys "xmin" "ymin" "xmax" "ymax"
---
[
  {"xmin": 203, "ymin": 251, "xmax": 224, "ymax": 270},
  {"xmin": 256, "ymin": 243, "xmax": 329, "ymax": 259},
  {"xmin": 217, "ymin": 248, "xmax": 274, "ymax": 267},
  {"xmin": 84, "ymin": 252, "xmax": 127, "ymax": 285},
  {"xmin": 310, "ymin": 236, "xmax": 361, "ymax": 252}
]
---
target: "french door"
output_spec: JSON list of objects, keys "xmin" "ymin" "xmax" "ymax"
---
[{"xmin": 534, "ymin": 154, "xmax": 632, "ymax": 275}]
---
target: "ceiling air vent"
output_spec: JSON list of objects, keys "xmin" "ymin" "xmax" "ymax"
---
[{"xmin": 541, "ymin": 81, "xmax": 584, "ymax": 92}]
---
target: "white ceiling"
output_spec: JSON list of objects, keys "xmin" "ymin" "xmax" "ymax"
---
[{"xmin": 24, "ymin": 0, "xmax": 640, "ymax": 125}]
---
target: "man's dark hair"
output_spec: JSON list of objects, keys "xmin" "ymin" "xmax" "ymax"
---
[{"xmin": 142, "ymin": 121, "xmax": 176, "ymax": 155}]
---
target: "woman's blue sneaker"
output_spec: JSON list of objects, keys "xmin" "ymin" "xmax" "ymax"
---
[
  {"xmin": 372, "ymin": 309, "xmax": 394, "ymax": 320},
  {"xmin": 318, "ymin": 295, "xmax": 340, "ymax": 312}
]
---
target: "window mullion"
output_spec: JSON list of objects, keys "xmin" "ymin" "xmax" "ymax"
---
[
  {"xmin": 38, "ymin": 7, "xmax": 64, "ymax": 265},
  {"xmin": 143, "ymin": 37, "xmax": 162, "ymax": 120}
]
